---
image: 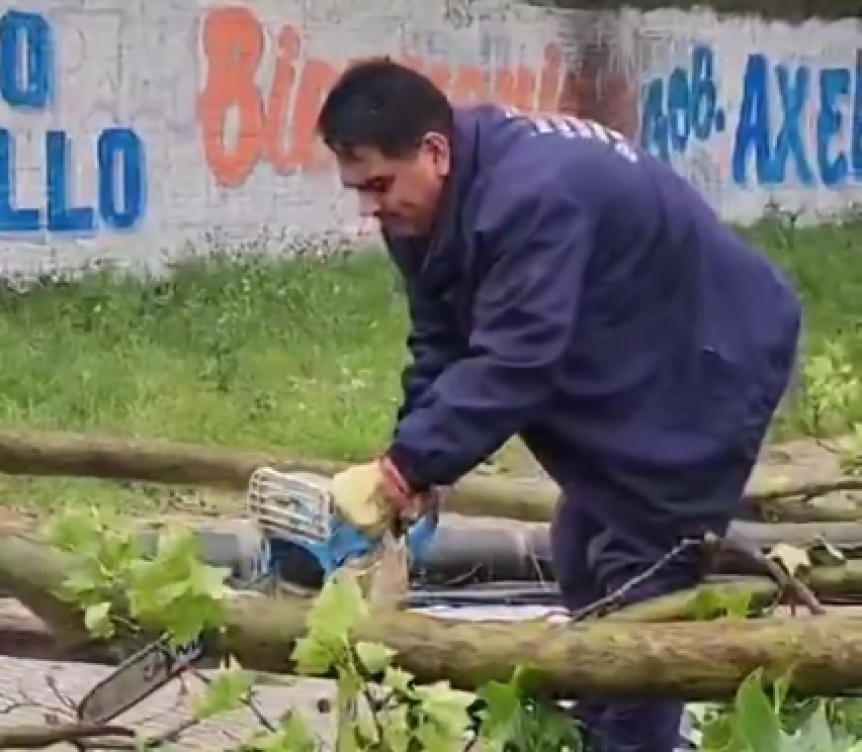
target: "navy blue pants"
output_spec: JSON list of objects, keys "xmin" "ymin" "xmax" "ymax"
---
[
  {"xmin": 551, "ymin": 500, "xmax": 711, "ymax": 752},
  {"xmin": 550, "ymin": 326, "xmax": 799, "ymax": 751}
]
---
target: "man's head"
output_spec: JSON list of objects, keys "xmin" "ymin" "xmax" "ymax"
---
[{"xmin": 317, "ymin": 58, "xmax": 454, "ymax": 238}]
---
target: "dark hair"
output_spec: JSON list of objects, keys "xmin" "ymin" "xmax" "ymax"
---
[{"xmin": 317, "ymin": 57, "xmax": 454, "ymax": 160}]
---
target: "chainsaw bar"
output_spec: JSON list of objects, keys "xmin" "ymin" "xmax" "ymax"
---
[{"xmin": 77, "ymin": 635, "xmax": 204, "ymax": 725}]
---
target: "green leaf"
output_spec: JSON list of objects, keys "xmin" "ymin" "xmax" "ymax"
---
[
  {"xmin": 193, "ymin": 669, "xmax": 255, "ymax": 720},
  {"xmin": 382, "ymin": 666, "xmax": 416, "ymax": 698},
  {"xmin": 247, "ymin": 713, "xmax": 318, "ymax": 751},
  {"xmin": 335, "ymin": 664, "xmax": 364, "ymax": 701},
  {"xmin": 413, "ymin": 680, "xmax": 475, "ymax": 735},
  {"xmin": 43, "ymin": 507, "xmax": 103, "ymax": 552},
  {"xmin": 292, "ymin": 637, "xmax": 335, "ymax": 675},
  {"xmin": 354, "ymin": 641, "xmax": 394, "ymax": 675},
  {"xmin": 306, "ymin": 574, "xmax": 368, "ymax": 643},
  {"xmin": 699, "ymin": 705, "xmax": 736, "ymax": 751},
  {"xmin": 124, "ymin": 527, "xmax": 228, "ymax": 645},
  {"xmin": 734, "ymin": 669, "xmax": 781, "ymax": 752},
  {"xmin": 412, "ymin": 721, "xmax": 461, "ymax": 752},
  {"xmin": 723, "ymin": 590, "xmax": 754, "ymax": 620},
  {"xmin": 771, "ymin": 670, "xmax": 793, "ymax": 714},
  {"xmin": 690, "ymin": 588, "xmax": 736, "ymax": 620},
  {"xmin": 83, "ymin": 601, "xmax": 114, "ymax": 638},
  {"xmin": 187, "ymin": 561, "xmax": 231, "ymax": 600},
  {"xmin": 378, "ymin": 704, "xmax": 411, "ymax": 752},
  {"xmin": 475, "ymin": 679, "xmax": 521, "ymax": 742},
  {"xmin": 788, "ymin": 703, "xmax": 835, "ymax": 751}
]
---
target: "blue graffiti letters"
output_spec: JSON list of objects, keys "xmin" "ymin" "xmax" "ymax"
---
[
  {"xmin": 733, "ymin": 57, "xmax": 815, "ymax": 185},
  {"xmin": 0, "ymin": 10, "xmax": 52, "ymax": 109},
  {"xmin": 851, "ymin": 51, "xmax": 862, "ymax": 176},
  {"xmin": 47, "ymin": 131, "xmax": 95, "ymax": 233},
  {"xmin": 641, "ymin": 45, "xmax": 724, "ymax": 161},
  {"xmin": 818, "ymin": 67, "xmax": 850, "ymax": 186},
  {"xmin": 0, "ymin": 129, "xmax": 147, "ymax": 232},
  {"xmin": 643, "ymin": 42, "xmax": 862, "ymax": 189},
  {"xmin": 732, "ymin": 54, "xmax": 862, "ymax": 187},
  {"xmin": 0, "ymin": 10, "xmax": 147, "ymax": 234},
  {"xmin": 98, "ymin": 129, "xmax": 146, "ymax": 230},
  {"xmin": 0, "ymin": 131, "xmax": 39, "ymax": 230},
  {"xmin": 774, "ymin": 64, "xmax": 813, "ymax": 184}
]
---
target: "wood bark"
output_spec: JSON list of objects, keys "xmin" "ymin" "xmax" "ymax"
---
[
  {"xmin": 726, "ymin": 520, "xmax": 862, "ymax": 563},
  {"xmin": 6, "ymin": 533, "xmax": 862, "ymax": 701},
  {"xmin": 0, "ymin": 427, "xmax": 859, "ymax": 523},
  {"xmin": 608, "ymin": 561, "xmax": 862, "ymax": 621}
]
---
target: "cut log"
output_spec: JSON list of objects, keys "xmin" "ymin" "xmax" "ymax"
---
[
  {"xmin": 0, "ymin": 429, "xmax": 859, "ymax": 523},
  {"xmin": 728, "ymin": 520, "xmax": 862, "ymax": 560},
  {"xmin": 5, "ymin": 533, "xmax": 862, "ymax": 700},
  {"xmin": 416, "ymin": 517, "xmax": 862, "ymax": 586},
  {"xmin": 0, "ymin": 428, "xmax": 346, "ymax": 487}
]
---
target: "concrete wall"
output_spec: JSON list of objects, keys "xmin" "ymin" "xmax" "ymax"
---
[{"xmin": 0, "ymin": 0, "xmax": 858, "ymax": 276}]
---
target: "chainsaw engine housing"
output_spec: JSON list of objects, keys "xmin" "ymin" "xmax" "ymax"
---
[{"xmin": 246, "ymin": 467, "xmax": 438, "ymax": 588}]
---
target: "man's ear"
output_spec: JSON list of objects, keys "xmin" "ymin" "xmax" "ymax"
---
[{"xmin": 423, "ymin": 132, "xmax": 451, "ymax": 178}]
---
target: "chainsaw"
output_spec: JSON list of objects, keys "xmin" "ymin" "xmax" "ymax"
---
[
  {"xmin": 246, "ymin": 467, "xmax": 440, "ymax": 590},
  {"xmin": 76, "ymin": 468, "xmax": 438, "ymax": 725}
]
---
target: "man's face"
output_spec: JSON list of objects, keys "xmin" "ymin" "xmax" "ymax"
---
[{"xmin": 335, "ymin": 133, "xmax": 451, "ymax": 238}]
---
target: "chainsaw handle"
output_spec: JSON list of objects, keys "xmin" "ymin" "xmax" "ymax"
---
[{"xmin": 402, "ymin": 498, "xmax": 440, "ymax": 564}]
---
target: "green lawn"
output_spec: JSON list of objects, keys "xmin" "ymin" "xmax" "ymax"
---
[{"xmin": 0, "ymin": 216, "xmax": 860, "ymax": 515}]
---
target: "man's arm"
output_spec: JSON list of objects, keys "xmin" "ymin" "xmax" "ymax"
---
[
  {"xmin": 383, "ymin": 230, "xmax": 465, "ymax": 426},
  {"xmin": 384, "ymin": 179, "xmax": 596, "ymax": 493},
  {"xmin": 396, "ymin": 276, "xmax": 464, "ymax": 425}
]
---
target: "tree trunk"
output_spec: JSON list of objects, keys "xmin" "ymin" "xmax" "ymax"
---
[
  {"xmin": 5, "ymin": 533, "xmax": 862, "ymax": 701},
  {"xmin": 0, "ymin": 428, "xmax": 346, "ymax": 488},
  {"xmin": 0, "ymin": 428, "xmax": 859, "ymax": 523}
]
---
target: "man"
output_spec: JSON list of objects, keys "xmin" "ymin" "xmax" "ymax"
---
[{"xmin": 317, "ymin": 58, "xmax": 800, "ymax": 752}]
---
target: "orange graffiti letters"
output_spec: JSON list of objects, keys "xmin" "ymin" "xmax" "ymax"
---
[
  {"xmin": 197, "ymin": 6, "xmax": 566, "ymax": 187},
  {"xmin": 197, "ymin": 7, "xmax": 266, "ymax": 188}
]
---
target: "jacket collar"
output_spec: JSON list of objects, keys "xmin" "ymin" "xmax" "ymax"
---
[{"xmin": 419, "ymin": 108, "xmax": 481, "ymax": 288}]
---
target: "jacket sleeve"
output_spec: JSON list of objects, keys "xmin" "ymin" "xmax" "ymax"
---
[
  {"xmin": 386, "ymin": 178, "xmax": 596, "ymax": 492},
  {"xmin": 396, "ymin": 276, "xmax": 464, "ymax": 425}
]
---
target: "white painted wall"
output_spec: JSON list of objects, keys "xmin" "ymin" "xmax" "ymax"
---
[{"xmin": 0, "ymin": 0, "xmax": 858, "ymax": 276}]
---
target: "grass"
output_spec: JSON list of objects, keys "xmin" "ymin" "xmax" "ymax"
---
[{"xmin": 0, "ymin": 216, "xmax": 861, "ymax": 517}]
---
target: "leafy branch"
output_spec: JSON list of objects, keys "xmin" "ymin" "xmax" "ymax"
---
[
  {"xmin": 7, "ymin": 504, "xmax": 862, "ymax": 751},
  {"xmin": 0, "ymin": 506, "xmax": 573, "ymax": 752}
]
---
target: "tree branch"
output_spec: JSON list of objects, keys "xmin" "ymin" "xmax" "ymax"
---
[
  {"xmin": 0, "ymin": 427, "xmax": 857, "ymax": 523},
  {"xmin": 0, "ymin": 722, "xmax": 134, "ymax": 749},
  {"xmin": 3, "ymin": 532, "xmax": 862, "ymax": 701}
]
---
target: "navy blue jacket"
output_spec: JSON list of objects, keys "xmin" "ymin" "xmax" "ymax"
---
[{"xmin": 385, "ymin": 105, "xmax": 800, "ymax": 540}]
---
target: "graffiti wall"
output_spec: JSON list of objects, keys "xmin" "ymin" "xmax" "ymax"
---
[
  {"xmin": 638, "ymin": 10, "xmax": 862, "ymax": 223},
  {"xmin": 0, "ymin": 0, "xmax": 858, "ymax": 274},
  {"xmin": 0, "ymin": 6, "xmax": 149, "ymax": 274}
]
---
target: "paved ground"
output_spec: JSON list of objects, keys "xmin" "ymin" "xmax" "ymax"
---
[
  {"xmin": 0, "ymin": 605, "xmax": 565, "ymax": 751},
  {"xmin": 0, "ymin": 656, "xmax": 337, "ymax": 750}
]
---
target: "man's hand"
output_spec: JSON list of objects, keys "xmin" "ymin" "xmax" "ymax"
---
[{"xmin": 329, "ymin": 458, "xmax": 438, "ymax": 539}]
